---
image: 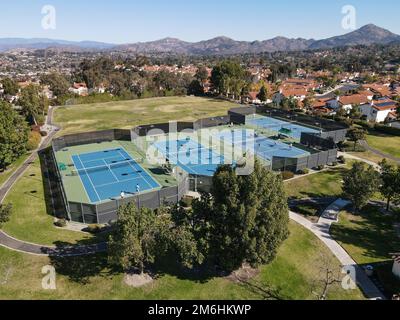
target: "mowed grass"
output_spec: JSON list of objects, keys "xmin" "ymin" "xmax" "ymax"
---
[
  {"xmin": 2, "ymin": 157, "xmax": 95, "ymax": 246},
  {"xmin": 366, "ymin": 132, "xmax": 400, "ymax": 159},
  {"xmin": 53, "ymin": 96, "xmax": 238, "ymax": 135},
  {"xmin": 0, "ymin": 222, "xmax": 364, "ymax": 300},
  {"xmin": 0, "ymin": 153, "xmax": 30, "ymax": 187},
  {"xmin": 331, "ymin": 206, "xmax": 399, "ymax": 265},
  {"xmin": 284, "ymin": 166, "xmax": 347, "ymax": 199}
]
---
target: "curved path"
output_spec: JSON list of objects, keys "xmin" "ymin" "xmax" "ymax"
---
[
  {"xmin": 360, "ymin": 140, "xmax": 400, "ymax": 164},
  {"xmin": 290, "ymin": 201, "xmax": 385, "ymax": 300},
  {"xmin": 0, "ymin": 106, "xmax": 107, "ymax": 257}
]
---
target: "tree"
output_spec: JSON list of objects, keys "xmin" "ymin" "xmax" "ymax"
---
[
  {"xmin": 350, "ymin": 104, "xmax": 361, "ymax": 119},
  {"xmin": 342, "ymin": 162, "xmax": 380, "ymax": 212},
  {"xmin": 0, "ymin": 204, "xmax": 12, "ymax": 227},
  {"xmin": 257, "ymin": 86, "xmax": 268, "ymax": 102},
  {"xmin": 302, "ymin": 96, "xmax": 315, "ymax": 110},
  {"xmin": 19, "ymin": 84, "xmax": 48, "ymax": 125},
  {"xmin": 211, "ymin": 60, "xmax": 247, "ymax": 97},
  {"xmin": 1, "ymin": 78, "xmax": 19, "ymax": 96},
  {"xmin": 187, "ymin": 80, "xmax": 204, "ymax": 96},
  {"xmin": 0, "ymin": 101, "xmax": 29, "ymax": 171},
  {"xmin": 379, "ymin": 159, "xmax": 400, "ymax": 211},
  {"xmin": 40, "ymin": 72, "xmax": 70, "ymax": 97},
  {"xmin": 194, "ymin": 161, "xmax": 289, "ymax": 272},
  {"xmin": 195, "ymin": 66, "xmax": 209, "ymax": 84},
  {"xmin": 347, "ymin": 128, "xmax": 366, "ymax": 151},
  {"xmin": 108, "ymin": 204, "xmax": 159, "ymax": 274}
]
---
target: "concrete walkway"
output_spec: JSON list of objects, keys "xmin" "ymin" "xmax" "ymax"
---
[
  {"xmin": 360, "ymin": 140, "xmax": 400, "ymax": 164},
  {"xmin": 290, "ymin": 198, "xmax": 386, "ymax": 300}
]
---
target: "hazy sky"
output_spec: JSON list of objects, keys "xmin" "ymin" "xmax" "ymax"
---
[{"xmin": 0, "ymin": 0, "xmax": 399, "ymax": 43}]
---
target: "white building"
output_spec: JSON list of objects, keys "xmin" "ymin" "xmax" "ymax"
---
[{"xmin": 360, "ymin": 98, "xmax": 398, "ymax": 123}]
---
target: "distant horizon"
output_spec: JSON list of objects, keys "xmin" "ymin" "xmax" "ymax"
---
[
  {"xmin": 1, "ymin": 0, "xmax": 400, "ymax": 44},
  {"xmin": 0, "ymin": 23, "xmax": 393, "ymax": 45}
]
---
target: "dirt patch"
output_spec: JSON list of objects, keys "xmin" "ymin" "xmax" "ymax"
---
[
  {"xmin": 226, "ymin": 264, "xmax": 260, "ymax": 283},
  {"xmin": 123, "ymin": 272, "xmax": 154, "ymax": 287}
]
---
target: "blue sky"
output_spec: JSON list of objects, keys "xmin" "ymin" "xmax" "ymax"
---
[{"xmin": 0, "ymin": 0, "xmax": 399, "ymax": 43}]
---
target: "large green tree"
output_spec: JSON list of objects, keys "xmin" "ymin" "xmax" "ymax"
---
[
  {"xmin": 1, "ymin": 78, "xmax": 19, "ymax": 96},
  {"xmin": 19, "ymin": 84, "xmax": 49, "ymax": 125},
  {"xmin": 347, "ymin": 128, "xmax": 366, "ymax": 151},
  {"xmin": 0, "ymin": 101, "xmax": 29, "ymax": 171},
  {"xmin": 211, "ymin": 60, "xmax": 247, "ymax": 99},
  {"xmin": 379, "ymin": 159, "xmax": 400, "ymax": 211},
  {"xmin": 257, "ymin": 86, "xmax": 268, "ymax": 102},
  {"xmin": 108, "ymin": 204, "xmax": 160, "ymax": 273},
  {"xmin": 342, "ymin": 162, "xmax": 380, "ymax": 212},
  {"xmin": 40, "ymin": 72, "xmax": 70, "ymax": 97},
  {"xmin": 192, "ymin": 161, "xmax": 289, "ymax": 272}
]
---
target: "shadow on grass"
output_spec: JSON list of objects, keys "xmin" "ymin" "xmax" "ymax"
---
[{"xmin": 330, "ymin": 205, "xmax": 399, "ymax": 262}]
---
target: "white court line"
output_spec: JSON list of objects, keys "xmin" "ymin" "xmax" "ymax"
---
[
  {"xmin": 76, "ymin": 155, "xmax": 101, "ymax": 203},
  {"xmin": 117, "ymin": 150, "xmax": 153, "ymax": 190},
  {"xmin": 95, "ymin": 176, "xmax": 144, "ymax": 189},
  {"xmin": 102, "ymin": 159, "xmax": 120, "ymax": 183}
]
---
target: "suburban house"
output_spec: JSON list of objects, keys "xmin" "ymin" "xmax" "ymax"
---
[
  {"xmin": 273, "ymin": 87, "xmax": 308, "ymax": 105},
  {"xmin": 362, "ymin": 83, "xmax": 392, "ymax": 98},
  {"xmin": 326, "ymin": 94, "xmax": 371, "ymax": 112},
  {"xmin": 360, "ymin": 97, "xmax": 398, "ymax": 123},
  {"xmin": 69, "ymin": 82, "xmax": 88, "ymax": 96}
]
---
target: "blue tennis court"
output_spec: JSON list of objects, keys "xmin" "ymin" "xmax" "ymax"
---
[
  {"xmin": 71, "ymin": 147, "xmax": 160, "ymax": 203},
  {"xmin": 246, "ymin": 115, "xmax": 320, "ymax": 139},
  {"xmin": 213, "ymin": 129, "xmax": 310, "ymax": 162},
  {"xmin": 153, "ymin": 138, "xmax": 226, "ymax": 176}
]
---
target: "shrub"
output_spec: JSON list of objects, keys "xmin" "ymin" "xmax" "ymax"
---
[
  {"xmin": 297, "ymin": 168, "xmax": 310, "ymax": 175},
  {"xmin": 331, "ymin": 161, "xmax": 339, "ymax": 167},
  {"xmin": 281, "ymin": 171, "xmax": 295, "ymax": 180},
  {"xmin": 180, "ymin": 196, "xmax": 193, "ymax": 208},
  {"xmin": 374, "ymin": 125, "xmax": 400, "ymax": 137},
  {"xmin": 86, "ymin": 224, "xmax": 103, "ymax": 234},
  {"xmin": 39, "ymin": 131, "xmax": 48, "ymax": 137},
  {"xmin": 338, "ymin": 155, "xmax": 346, "ymax": 164},
  {"xmin": 54, "ymin": 219, "xmax": 67, "ymax": 228},
  {"xmin": 317, "ymin": 165, "xmax": 325, "ymax": 171},
  {"xmin": 27, "ymin": 131, "xmax": 42, "ymax": 151}
]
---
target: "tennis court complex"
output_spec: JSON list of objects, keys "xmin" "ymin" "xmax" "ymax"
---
[
  {"xmin": 246, "ymin": 115, "xmax": 320, "ymax": 139},
  {"xmin": 212, "ymin": 128, "xmax": 310, "ymax": 162},
  {"xmin": 71, "ymin": 147, "xmax": 160, "ymax": 203},
  {"xmin": 153, "ymin": 138, "xmax": 226, "ymax": 176}
]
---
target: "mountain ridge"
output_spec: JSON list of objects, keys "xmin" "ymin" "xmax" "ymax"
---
[{"xmin": 1, "ymin": 24, "xmax": 399, "ymax": 54}]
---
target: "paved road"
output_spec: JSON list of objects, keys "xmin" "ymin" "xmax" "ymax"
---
[
  {"xmin": 290, "ymin": 198, "xmax": 386, "ymax": 300},
  {"xmin": 359, "ymin": 140, "xmax": 400, "ymax": 164},
  {"xmin": 0, "ymin": 106, "xmax": 108, "ymax": 257}
]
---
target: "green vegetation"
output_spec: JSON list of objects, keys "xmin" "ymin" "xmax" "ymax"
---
[
  {"xmin": 54, "ymin": 96, "xmax": 237, "ymax": 135},
  {"xmin": 331, "ymin": 205, "xmax": 398, "ymax": 265},
  {"xmin": 0, "ymin": 222, "xmax": 364, "ymax": 300},
  {"xmin": 2, "ymin": 157, "xmax": 96, "ymax": 245},
  {"xmin": 0, "ymin": 153, "xmax": 29, "ymax": 186},
  {"xmin": 285, "ymin": 166, "xmax": 347, "ymax": 199},
  {"xmin": 0, "ymin": 101, "xmax": 29, "ymax": 171},
  {"xmin": 366, "ymin": 132, "xmax": 400, "ymax": 159}
]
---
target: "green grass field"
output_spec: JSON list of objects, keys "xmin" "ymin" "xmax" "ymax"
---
[
  {"xmin": 284, "ymin": 166, "xmax": 347, "ymax": 199},
  {"xmin": 0, "ymin": 153, "xmax": 30, "ymax": 187},
  {"xmin": 53, "ymin": 96, "xmax": 238, "ymax": 135},
  {"xmin": 366, "ymin": 132, "xmax": 400, "ymax": 159},
  {"xmin": 0, "ymin": 221, "xmax": 364, "ymax": 300}
]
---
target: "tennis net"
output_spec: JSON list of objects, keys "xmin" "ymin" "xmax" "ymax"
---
[{"xmin": 70, "ymin": 159, "xmax": 142, "ymax": 176}]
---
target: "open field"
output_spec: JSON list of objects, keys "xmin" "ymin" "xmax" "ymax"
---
[
  {"xmin": 0, "ymin": 221, "xmax": 364, "ymax": 300},
  {"xmin": 2, "ymin": 157, "xmax": 97, "ymax": 246},
  {"xmin": 366, "ymin": 132, "xmax": 400, "ymax": 159},
  {"xmin": 331, "ymin": 205, "xmax": 400, "ymax": 296},
  {"xmin": 53, "ymin": 96, "xmax": 238, "ymax": 135}
]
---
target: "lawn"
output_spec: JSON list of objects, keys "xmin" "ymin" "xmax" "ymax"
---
[
  {"xmin": 330, "ymin": 205, "xmax": 400, "ymax": 297},
  {"xmin": 331, "ymin": 205, "xmax": 399, "ymax": 265},
  {"xmin": 0, "ymin": 221, "xmax": 364, "ymax": 300},
  {"xmin": 285, "ymin": 166, "xmax": 347, "ymax": 199},
  {"xmin": 1, "ymin": 157, "xmax": 97, "ymax": 246},
  {"xmin": 53, "ymin": 96, "xmax": 238, "ymax": 135},
  {"xmin": 0, "ymin": 153, "xmax": 30, "ymax": 187},
  {"xmin": 366, "ymin": 132, "xmax": 400, "ymax": 159}
]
